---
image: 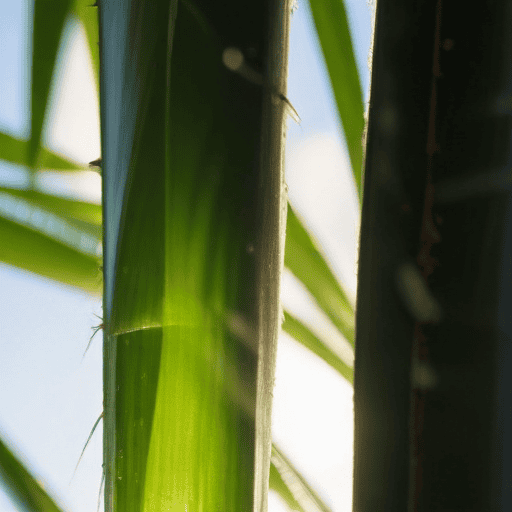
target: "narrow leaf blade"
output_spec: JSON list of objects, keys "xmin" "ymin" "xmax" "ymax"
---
[
  {"xmin": 285, "ymin": 202, "xmax": 355, "ymax": 347},
  {"xmin": 282, "ymin": 309, "xmax": 353, "ymax": 384},
  {"xmin": 30, "ymin": 0, "xmax": 74, "ymax": 167},
  {"xmin": 0, "ymin": 435, "xmax": 66, "ymax": 512},
  {"xmin": 73, "ymin": 0, "xmax": 100, "ymax": 95},
  {"xmin": 1, "ymin": 187, "xmax": 102, "ymax": 229},
  {"xmin": 308, "ymin": 0, "xmax": 365, "ymax": 201},
  {"xmin": 270, "ymin": 443, "xmax": 333, "ymax": 512}
]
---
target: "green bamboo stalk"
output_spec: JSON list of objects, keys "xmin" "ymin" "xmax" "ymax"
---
[{"xmin": 99, "ymin": 0, "xmax": 292, "ymax": 510}]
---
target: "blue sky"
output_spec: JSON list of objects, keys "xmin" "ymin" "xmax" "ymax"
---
[{"xmin": 0, "ymin": 1, "xmax": 373, "ymax": 511}]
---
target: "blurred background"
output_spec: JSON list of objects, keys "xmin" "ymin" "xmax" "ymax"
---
[{"xmin": 0, "ymin": 1, "xmax": 373, "ymax": 510}]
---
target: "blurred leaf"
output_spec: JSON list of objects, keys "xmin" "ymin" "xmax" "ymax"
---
[
  {"xmin": 0, "ymin": 435, "xmax": 66, "ymax": 512},
  {"xmin": 30, "ymin": 0, "xmax": 74, "ymax": 168},
  {"xmin": 282, "ymin": 309, "xmax": 353, "ymax": 384},
  {"xmin": 0, "ymin": 132, "xmax": 83, "ymax": 171},
  {"xmin": 73, "ymin": 0, "xmax": 100, "ymax": 94},
  {"xmin": 308, "ymin": 0, "xmax": 365, "ymax": 201},
  {"xmin": 0, "ymin": 214, "xmax": 101, "ymax": 295},
  {"xmin": 285, "ymin": 202, "xmax": 355, "ymax": 347},
  {"xmin": 0, "ymin": 187, "xmax": 102, "ymax": 226}
]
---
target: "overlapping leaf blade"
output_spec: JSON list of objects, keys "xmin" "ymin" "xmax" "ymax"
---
[{"xmin": 0, "ymin": 0, "xmax": 101, "ymax": 288}]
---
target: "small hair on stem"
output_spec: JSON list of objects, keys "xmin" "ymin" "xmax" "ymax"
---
[
  {"xmin": 83, "ymin": 313, "xmax": 104, "ymax": 360},
  {"xmin": 69, "ymin": 411, "xmax": 104, "ymax": 484}
]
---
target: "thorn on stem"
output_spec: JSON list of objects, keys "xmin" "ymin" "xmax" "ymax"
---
[{"xmin": 221, "ymin": 46, "xmax": 301, "ymax": 125}]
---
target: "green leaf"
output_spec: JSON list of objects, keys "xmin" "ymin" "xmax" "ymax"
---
[
  {"xmin": 1, "ymin": 187, "xmax": 102, "ymax": 239},
  {"xmin": 270, "ymin": 461, "xmax": 304, "ymax": 511},
  {"xmin": 30, "ymin": 0, "xmax": 74, "ymax": 168},
  {"xmin": 0, "ymin": 215, "xmax": 101, "ymax": 295},
  {"xmin": 285, "ymin": 202, "xmax": 355, "ymax": 347},
  {"xmin": 308, "ymin": 0, "xmax": 365, "ymax": 201},
  {"xmin": 270, "ymin": 443, "xmax": 333, "ymax": 512},
  {"xmin": 73, "ymin": 0, "xmax": 100, "ymax": 95},
  {"xmin": 282, "ymin": 309, "xmax": 353, "ymax": 385},
  {"xmin": 0, "ymin": 132, "xmax": 83, "ymax": 171},
  {"xmin": 0, "ymin": 435, "xmax": 66, "ymax": 512}
]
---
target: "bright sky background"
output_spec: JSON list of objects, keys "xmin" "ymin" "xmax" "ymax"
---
[{"xmin": 0, "ymin": 1, "xmax": 374, "ymax": 511}]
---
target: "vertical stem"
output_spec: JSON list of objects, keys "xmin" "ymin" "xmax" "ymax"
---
[{"xmin": 253, "ymin": 0, "xmax": 292, "ymax": 511}]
